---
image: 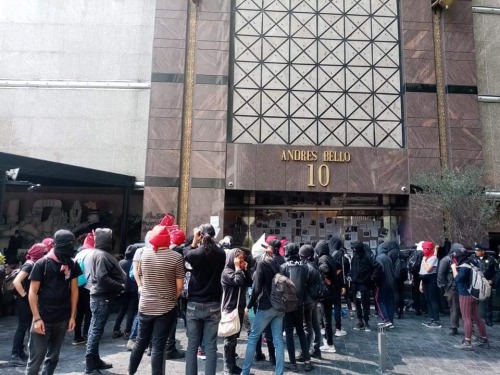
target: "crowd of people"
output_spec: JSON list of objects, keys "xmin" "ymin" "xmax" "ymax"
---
[{"xmin": 1, "ymin": 216, "xmax": 498, "ymax": 375}]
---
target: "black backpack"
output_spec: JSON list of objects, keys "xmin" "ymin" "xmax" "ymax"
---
[
  {"xmin": 267, "ymin": 262, "xmax": 299, "ymax": 313},
  {"xmin": 394, "ymin": 253, "xmax": 408, "ymax": 281},
  {"xmin": 408, "ymin": 250, "xmax": 423, "ymax": 275}
]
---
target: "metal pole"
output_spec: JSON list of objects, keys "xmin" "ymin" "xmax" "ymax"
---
[
  {"xmin": 119, "ymin": 187, "xmax": 131, "ymax": 254},
  {"xmin": 378, "ymin": 325, "xmax": 387, "ymax": 373}
]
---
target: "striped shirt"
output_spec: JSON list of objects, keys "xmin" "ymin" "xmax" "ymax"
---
[{"xmin": 138, "ymin": 247, "xmax": 185, "ymax": 315}]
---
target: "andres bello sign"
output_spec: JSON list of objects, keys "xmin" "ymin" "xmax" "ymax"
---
[{"xmin": 281, "ymin": 150, "xmax": 351, "ymax": 187}]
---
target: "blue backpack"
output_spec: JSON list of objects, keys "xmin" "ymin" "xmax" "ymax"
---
[
  {"xmin": 129, "ymin": 263, "xmax": 135, "ymax": 282},
  {"xmin": 76, "ymin": 252, "xmax": 90, "ymax": 287}
]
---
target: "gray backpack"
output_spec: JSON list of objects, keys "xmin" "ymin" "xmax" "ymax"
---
[{"xmin": 267, "ymin": 262, "xmax": 299, "ymax": 313}]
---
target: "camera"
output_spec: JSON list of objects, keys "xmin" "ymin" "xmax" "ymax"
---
[
  {"xmin": 228, "ymin": 181, "xmax": 234, "ymax": 187},
  {"xmin": 401, "ymin": 186, "xmax": 408, "ymax": 192}
]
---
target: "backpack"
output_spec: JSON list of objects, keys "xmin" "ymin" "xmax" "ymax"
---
[
  {"xmin": 459, "ymin": 263, "xmax": 491, "ymax": 301},
  {"xmin": 3, "ymin": 268, "xmax": 21, "ymax": 294},
  {"xmin": 129, "ymin": 263, "xmax": 135, "ymax": 282},
  {"xmin": 408, "ymin": 250, "xmax": 423, "ymax": 275},
  {"xmin": 76, "ymin": 253, "xmax": 90, "ymax": 287},
  {"xmin": 394, "ymin": 253, "xmax": 408, "ymax": 282},
  {"xmin": 312, "ymin": 268, "xmax": 329, "ymax": 301},
  {"xmin": 267, "ymin": 262, "xmax": 299, "ymax": 313}
]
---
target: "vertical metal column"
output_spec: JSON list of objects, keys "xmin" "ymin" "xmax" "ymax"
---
[{"xmin": 378, "ymin": 325, "xmax": 387, "ymax": 373}]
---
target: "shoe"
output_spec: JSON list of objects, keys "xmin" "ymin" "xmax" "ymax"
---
[
  {"xmin": 386, "ymin": 323, "xmax": 395, "ymax": 329},
  {"xmin": 304, "ymin": 362, "xmax": 314, "ymax": 372},
  {"xmin": 449, "ymin": 328, "xmax": 458, "ymax": 336},
  {"xmin": 197, "ymin": 350, "xmax": 206, "ymax": 360},
  {"xmin": 335, "ymin": 329, "xmax": 347, "ymax": 337},
  {"xmin": 85, "ymin": 356, "xmax": 103, "ymax": 375},
  {"xmin": 124, "ymin": 331, "xmax": 130, "ymax": 340},
  {"xmin": 9, "ymin": 355, "xmax": 26, "ymax": 367},
  {"xmin": 364, "ymin": 323, "xmax": 372, "ymax": 332},
  {"xmin": 296, "ymin": 355, "xmax": 305, "ymax": 363},
  {"xmin": 254, "ymin": 352, "xmax": 266, "ymax": 361},
  {"xmin": 353, "ymin": 321, "xmax": 365, "ymax": 331},
  {"xmin": 19, "ymin": 349, "xmax": 29, "ymax": 360},
  {"xmin": 231, "ymin": 365, "xmax": 243, "ymax": 374},
  {"xmin": 310, "ymin": 350, "xmax": 322, "ymax": 359},
  {"xmin": 320, "ymin": 328, "xmax": 325, "ymax": 335},
  {"xmin": 286, "ymin": 363, "xmax": 298, "ymax": 371},
  {"xmin": 477, "ymin": 338, "xmax": 491, "ymax": 349},
  {"xmin": 423, "ymin": 321, "xmax": 442, "ymax": 328},
  {"xmin": 421, "ymin": 320, "xmax": 433, "ymax": 327},
  {"xmin": 73, "ymin": 337, "xmax": 87, "ymax": 346},
  {"xmin": 112, "ymin": 330, "xmax": 123, "ymax": 339},
  {"xmin": 454, "ymin": 341, "xmax": 473, "ymax": 351},
  {"xmin": 126, "ymin": 339, "xmax": 135, "ymax": 351},
  {"xmin": 96, "ymin": 358, "xmax": 113, "ymax": 370},
  {"xmin": 319, "ymin": 344, "xmax": 336, "ymax": 353},
  {"xmin": 165, "ymin": 350, "xmax": 185, "ymax": 360}
]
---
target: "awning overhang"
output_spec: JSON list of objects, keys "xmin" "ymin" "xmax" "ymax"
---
[{"xmin": 0, "ymin": 152, "xmax": 136, "ymax": 188}]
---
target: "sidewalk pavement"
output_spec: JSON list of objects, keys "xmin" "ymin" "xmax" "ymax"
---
[{"xmin": 0, "ymin": 309, "xmax": 499, "ymax": 374}]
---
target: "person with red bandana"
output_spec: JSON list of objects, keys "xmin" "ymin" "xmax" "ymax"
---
[{"xmin": 419, "ymin": 241, "xmax": 442, "ymax": 328}]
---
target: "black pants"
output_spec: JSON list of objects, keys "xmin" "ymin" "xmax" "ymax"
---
[
  {"xmin": 394, "ymin": 279, "xmax": 405, "ymax": 314},
  {"xmin": 223, "ymin": 311, "xmax": 244, "ymax": 372},
  {"xmin": 411, "ymin": 275, "xmax": 425, "ymax": 313},
  {"xmin": 12, "ymin": 295, "xmax": 32, "ymax": 355},
  {"xmin": 355, "ymin": 289, "xmax": 371, "ymax": 323},
  {"xmin": 75, "ymin": 287, "xmax": 91, "ymax": 341},
  {"xmin": 113, "ymin": 291, "xmax": 138, "ymax": 333},
  {"xmin": 332, "ymin": 288, "xmax": 342, "ymax": 330},
  {"xmin": 445, "ymin": 289, "xmax": 460, "ymax": 329},
  {"xmin": 166, "ymin": 308, "xmax": 179, "ymax": 354},
  {"xmin": 422, "ymin": 273, "xmax": 440, "ymax": 322},
  {"xmin": 321, "ymin": 298, "xmax": 334, "ymax": 345},
  {"xmin": 479, "ymin": 295, "xmax": 494, "ymax": 323},
  {"xmin": 285, "ymin": 308, "xmax": 310, "ymax": 364},
  {"xmin": 304, "ymin": 302, "xmax": 321, "ymax": 353},
  {"xmin": 255, "ymin": 324, "xmax": 275, "ymax": 360},
  {"xmin": 128, "ymin": 309, "xmax": 178, "ymax": 375}
]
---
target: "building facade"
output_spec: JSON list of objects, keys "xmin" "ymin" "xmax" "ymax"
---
[{"xmin": 0, "ymin": 0, "xmax": 497, "ymax": 250}]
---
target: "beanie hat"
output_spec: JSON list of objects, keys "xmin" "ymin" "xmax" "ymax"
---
[
  {"xmin": 422, "ymin": 241, "xmax": 434, "ymax": 257},
  {"xmin": 450, "ymin": 243, "xmax": 468, "ymax": 264},
  {"xmin": 299, "ymin": 244, "xmax": 314, "ymax": 260},
  {"xmin": 82, "ymin": 231, "xmax": 95, "ymax": 250},
  {"xmin": 149, "ymin": 226, "xmax": 171, "ymax": 251},
  {"xmin": 171, "ymin": 229, "xmax": 186, "ymax": 246},
  {"xmin": 42, "ymin": 238, "xmax": 54, "ymax": 251},
  {"xmin": 54, "ymin": 230, "xmax": 76, "ymax": 255},
  {"xmin": 26, "ymin": 243, "xmax": 48, "ymax": 262}
]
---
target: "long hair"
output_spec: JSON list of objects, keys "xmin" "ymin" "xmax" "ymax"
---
[{"xmin": 199, "ymin": 223, "xmax": 216, "ymax": 255}]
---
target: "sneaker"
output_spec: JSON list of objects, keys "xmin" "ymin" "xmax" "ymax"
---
[
  {"xmin": 9, "ymin": 355, "xmax": 26, "ymax": 367},
  {"xmin": 353, "ymin": 321, "xmax": 365, "ymax": 331},
  {"xmin": 421, "ymin": 320, "xmax": 433, "ymax": 327},
  {"xmin": 112, "ymin": 330, "xmax": 123, "ymax": 339},
  {"xmin": 197, "ymin": 349, "xmax": 206, "ymax": 360},
  {"xmin": 424, "ymin": 321, "xmax": 442, "ymax": 328},
  {"xmin": 286, "ymin": 363, "xmax": 298, "ymax": 371},
  {"xmin": 304, "ymin": 362, "xmax": 314, "ymax": 372},
  {"xmin": 73, "ymin": 338, "xmax": 87, "ymax": 346},
  {"xmin": 477, "ymin": 338, "xmax": 490, "ymax": 349},
  {"xmin": 454, "ymin": 341, "xmax": 473, "ymax": 351},
  {"xmin": 364, "ymin": 323, "xmax": 372, "ymax": 332},
  {"xmin": 320, "ymin": 328, "xmax": 325, "ymax": 335},
  {"xmin": 310, "ymin": 350, "xmax": 322, "ymax": 359},
  {"xmin": 254, "ymin": 352, "xmax": 266, "ymax": 361},
  {"xmin": 449, "ymin": 328, "xmax": 458, "ymax": 336},
  {"xmin": 296, "ymin": 355, "xmax": 306, "ymax": 363},
  {"xmin": 126, "ymin": 339, "xmax": 135, "ymax": 351},
  {"xmin": 335, "ymin": 329, "xmax": 347, "ymax": 337},
  {"xmin": 165, "ymin": 350, "xmax": 185, "ymax": 360},
  {"xmin": 386, "ymin": 323, "xmax": 395, "ymax": 329},
  {"xmin": 319, "ymin": 344, "xmax": 336, "ymax": 353}
]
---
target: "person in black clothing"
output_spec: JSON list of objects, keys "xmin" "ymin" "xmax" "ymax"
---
[
  {"xmin": 112, "ymin": 243, "xmax": 140, "ymax": 338},
  {"xmin": 85, "ymin": 228, "xmax": 126, "ymax": 375},
  {"xmin": 26, "ymin": 230, "xmax": 81, "ymax": 375},
  {"xmin": 437, "ymin": 247, "xmax": 460, "ymax": 335},
  {"xmin": 314, "ymin": 240, "xmax": 338, "ymax": 353},
  {"xmin": 184, "ymin": 224, "xmax": 226, "ymax": 375},
  {"xmin": 387, "ymin": 241, "xmax": 406, "ymax": 319},
  {"xmin": 221, "ymin": 248, "xmax": 252, "ymax": 375},
  {"xmin": 327, "ymin": 236, "xmax": 348, "ymax": 337},
  {"xmin": 470, "ymin": 243, "xmax": 498, "ymax": 326},
  {"xmin": 241, "ymin": 239, "xmax": 285, "ymax": 375},
  {"xmin": 6, "ymin": 230, "xmax": 23, "ymax": 264},
  {"xmin": 349, "ymin": 242, "xmax": 381, "ymax": 332},
  {"xmin": 10, "ymin": 243, "xmax": 48, "ymax": 366},
  {"xmin": 281, "ymin": 243, "xmax": 313, "ymax": 372},
  {"xmin": 300, "ymin": 245, "xmax": 323, "ymax": 360}
]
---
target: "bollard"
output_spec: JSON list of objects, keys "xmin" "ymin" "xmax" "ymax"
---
[{"xmin": 378, "ymin": 324, "xmax": 387, "ymax": 373}]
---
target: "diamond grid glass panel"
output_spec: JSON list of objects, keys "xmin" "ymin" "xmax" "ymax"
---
[{"xmin": 232, "ymin": 0, "xmax": 403, "ymax": 148}]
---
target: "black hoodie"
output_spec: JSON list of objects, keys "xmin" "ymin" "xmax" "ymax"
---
[
  {"xmin": 119, "ymin": 243, "xmax": 143, "ymax": 293},
  {"xmin": 90, "ymin": 228, "xmax": 126, "ymax": 298},
  {"xmin": 328, "ymin": 236, "xmax": 350, "ymax": 285},
  {"xmin": 221, "ymin": 249, "xmax": 252, "ymax": 313},
  {"xmin": 315, "ymin": 240, "xmax": 338, "ymax": 289},
  {"xmin": 247, "ymin": 254, "xmax": 284, "ymax": 311},
  {"xmin": 280, "ymin": 255, "xmax": 309, "ymax": 305},
  {"xmin": 387, "ymin": 241, "xmax": 400, "ymax": 266},
  {"xmin": 349, "ymin": 242, "xmax": 379, "ymax": 291}
]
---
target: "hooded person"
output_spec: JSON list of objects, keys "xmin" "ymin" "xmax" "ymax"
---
[
  {"xmin": 10, "ymin": 243, "xmax": 49, "ymax": 366},
  {"xmin": 221, "ymin": 248, "xmax": 252, "ymax": 374},
  {"xmin": 313, "ymin": 240, "xmax": 337, "ymax": 352},
  {"xmin": 418, "ymin": 241, "xmax": 441, "ymax": 329},
  {"xmin": 387, "ymin": 241, "xmax": 406, "ymax": 319},
  {"xmin": 375, "ymin": 242, "xmax": 396, "ymax": 327},
  {"xmin": 437, "ymin": 244, "xmax": 460, "ymax": 335},
  {"xmin": 450, "ymin": 243, "xmax": 489, "ymax": 350},
  {"xmin": 280, "ymin": 243, "xmax": 313, "ymax": 371},
  {"xmin": 25, "ymin": 230, "xmax": 81, "ymax": 375},
  {"xmin": 112, "ymin": 243, "xmax": 143, "ymax": 339},
  {"xmin": 85, "ymin": 228, "xmax": 126, "ymax": 375},
  {"xmin": 42, "ymin": 238, "xmax": 54, "ymax": 252}
]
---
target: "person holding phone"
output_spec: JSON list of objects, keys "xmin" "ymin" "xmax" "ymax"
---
[{"xmin": 419, "ymin": 242, "xmax": 441, "ymax": 328}]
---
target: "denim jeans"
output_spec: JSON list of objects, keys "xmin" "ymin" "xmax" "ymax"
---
[
  {"xmin": 376, "ymin": 287, "xmax": 395, "ymax": 324},
  {"xmin": 242, "ymin": 307, "xmax": 284, "ymax": 375},
  {"xmin": 185, "ymin": 301, "xmax": 221, "ymax": 375},
  {"xmin": 12, "ymin": 295, "xmax": 32, "ymax": 355},
  {"xmin": 75, "ymin": 287, "xmax": 91, "ymax": 341},
  {"xmin": 86, "ymin": 298, "xmax": 110, "ymax": 358},
  {"xmin": 26, "ymin": 320, "xmax": 68, "ymax": 375},
  {"xmin": 285, "ymin": 308, "xmax": 310, "ymax": 363},
  {"xmin": 304, "ymin": 302, "xmax": 321, "ymax": 352},
  {"xmin": 128, "ymin": 309, "xmax": 177, "ymax": 375}
]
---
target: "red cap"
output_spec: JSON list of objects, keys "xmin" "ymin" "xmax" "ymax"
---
[
  {"xmin": 170, "ymin": 229, "xmax": 186, "ymax": 246},
  {"xmin": 149, "ymin": 225, "xmax": 171, "ymax": 251}
]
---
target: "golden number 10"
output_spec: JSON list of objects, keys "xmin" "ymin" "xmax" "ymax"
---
[{"xmin": 307, "ymin": 164, "xmax": 330, "ymax": 187}]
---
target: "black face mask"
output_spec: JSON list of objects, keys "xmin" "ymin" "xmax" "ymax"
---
[{"xmin": 54, "ymin": 249, "xmax": 73, "ymax": 265}]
